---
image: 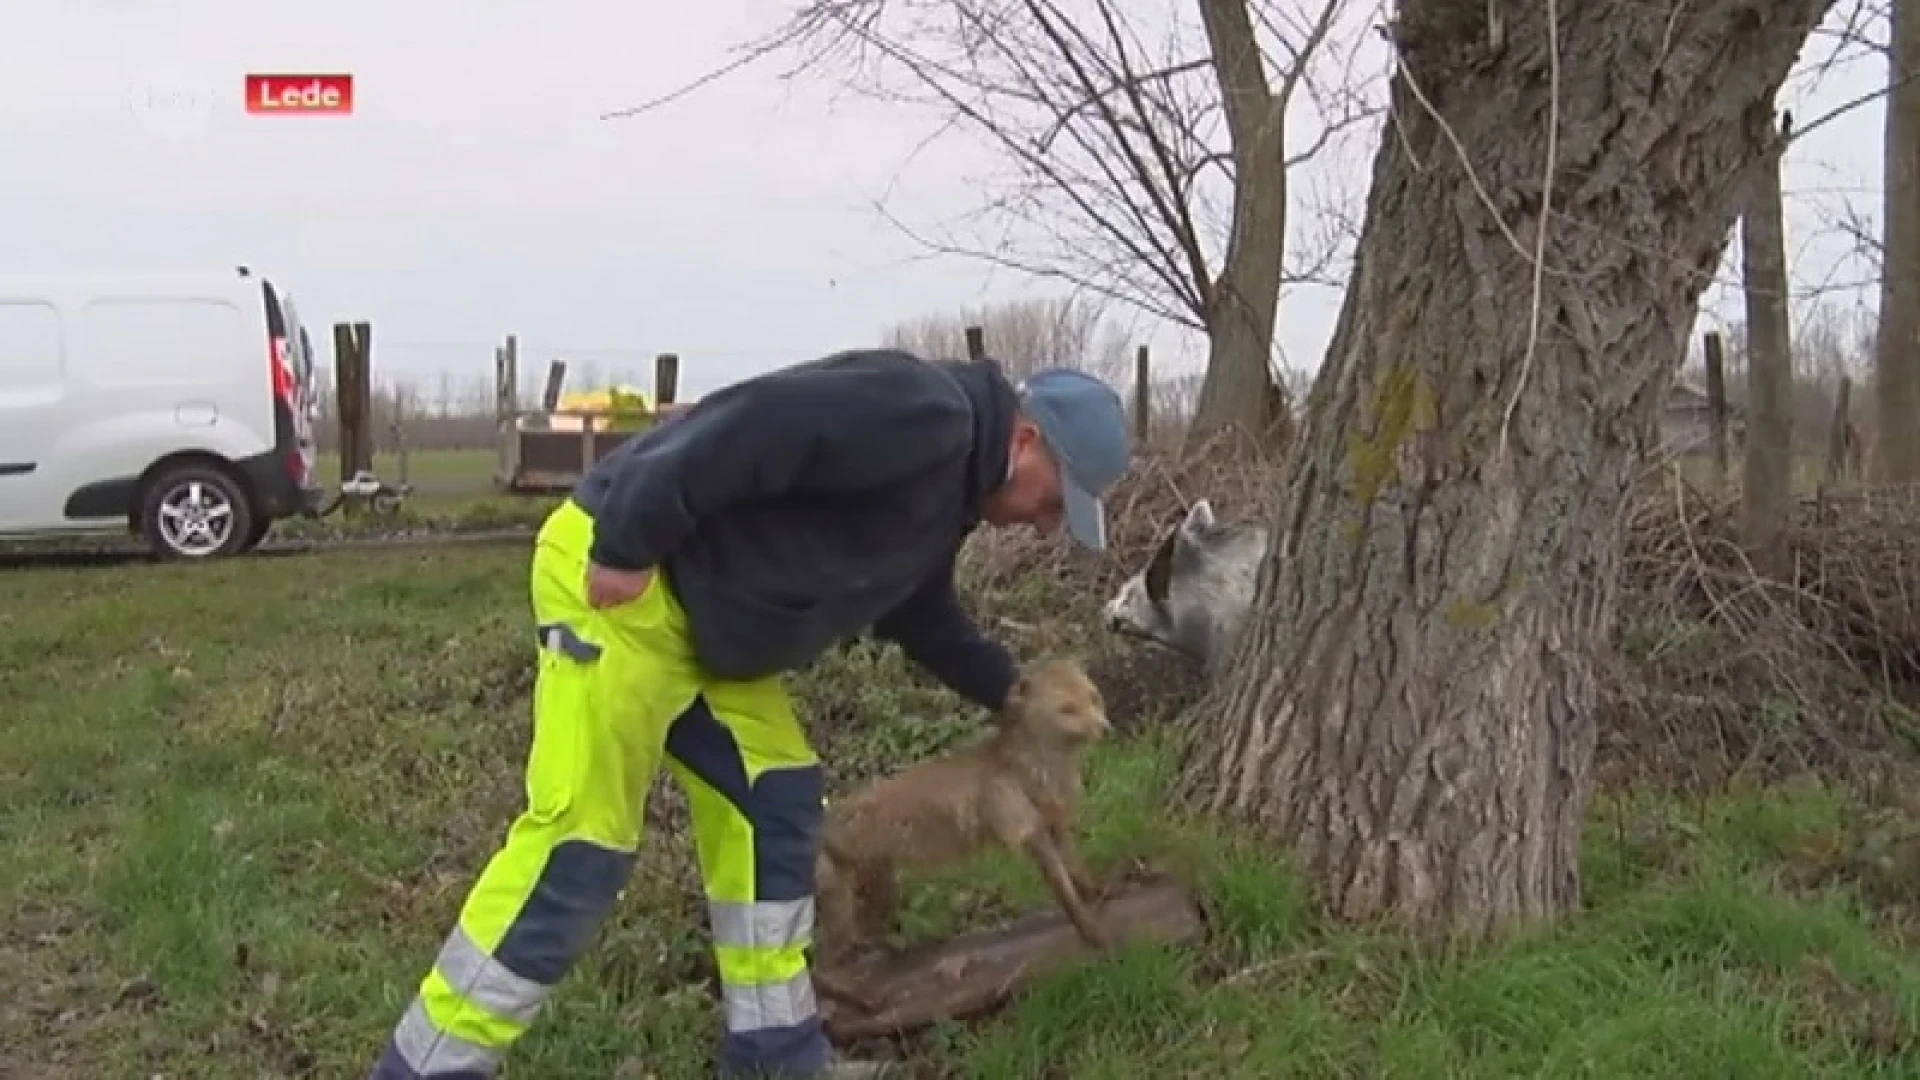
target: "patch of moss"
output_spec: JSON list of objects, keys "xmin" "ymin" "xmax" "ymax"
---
[
  {"xmin": 1347, "ymin": 365, "xmax": 1437, "ymax": 506},
  {"xmin": 1445, "ymin": 600, "xmax": 1501, "ymax": 630}
]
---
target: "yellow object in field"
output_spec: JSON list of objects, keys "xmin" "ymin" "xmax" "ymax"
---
[
  {"xmin": 556, "ymin": 386, "xmax": 655, "ymax": 432},
  {"xmin": 557, "ymin": 386, "xmax": 653, "ymax": 414}
]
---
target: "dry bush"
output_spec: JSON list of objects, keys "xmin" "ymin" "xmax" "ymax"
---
[{"xmin": 1605, "ymin": 474, "xmax": 1920, "ymax": 791}]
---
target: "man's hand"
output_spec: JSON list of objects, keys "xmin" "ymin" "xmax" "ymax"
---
[{"xmin": 586, "ymin": 562, "xmax": 655, "ymax": 610}]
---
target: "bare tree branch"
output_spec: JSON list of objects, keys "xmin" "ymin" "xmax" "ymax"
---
[
  {"xmin": 757, "ymin": 0, "xmax": 1369, "ymax": 434},
  {"xmin": 599, "ymin": 0, "xmax": 1377, "ymax": 440},
  {"xmin": 881, "ymin": 294, "xmax": 1134, "ymax": 383},
  {"xmin": 600, "ymin": 18, "xmax": 819, "ymax": 121},
  {"xmin": 1788, "ymin": 63, "xmax": 1920, "ymax": 145}
]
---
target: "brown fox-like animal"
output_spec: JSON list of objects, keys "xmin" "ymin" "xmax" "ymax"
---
[{"xmin": 811, "ymin": 656, "xmax": 1114, "ymax": 998}]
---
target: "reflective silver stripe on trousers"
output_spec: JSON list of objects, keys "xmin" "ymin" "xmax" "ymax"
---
[
  {"xmin": 721, "ymin": 970, "xmax": 819, "ymax": 1033},
  {"xmin": 433, "ymin": 926, "xmax": 552, "ymax": 1024},
  {"xmin": 708, "ymin": 897, "xmax": 815, "ymax": 951},
  {"xmin": 392, "ymin": 997, "xmax": 499, "ymax": 1076}
]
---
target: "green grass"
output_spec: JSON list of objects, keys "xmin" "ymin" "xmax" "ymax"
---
[
  {"xmin": 318, "ymin": 447, "xmax": 498, "ymax": 494},
  {"xmin": 279, "ymin": 448, "xmax": 558, "ymax": 537},
  {"xmin": 5, "ymin": 544, "xmax": 1920, "ymax": 1078},
  {"xmin": 352, "ymin": 447, "xmax": 500, "ymax": 496}
]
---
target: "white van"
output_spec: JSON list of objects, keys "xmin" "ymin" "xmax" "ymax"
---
[{"xmin": 0, "ymin": 266, "xmax": 325, "ymax": 559}]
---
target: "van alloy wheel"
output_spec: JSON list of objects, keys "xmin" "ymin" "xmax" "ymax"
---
[
  {"xmin": 156, "ymin": 479, "xmax": 236, "ymax": 556},
  {"xmin": 138, "ymin": 463, "xmax": 257, "ymax": 561}
]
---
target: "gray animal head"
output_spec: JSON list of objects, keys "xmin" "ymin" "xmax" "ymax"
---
[{"xmin": 1101, "ymin": 499, "xmax": 1269, "ymax": 673}]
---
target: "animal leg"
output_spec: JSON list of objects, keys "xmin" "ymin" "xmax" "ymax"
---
[
  {"xmin": 1051, "ymin": 824, "xmax": 1107, "ymax": 904},
  {"xmin": 810, "ymin": 855, "xmax": 886, "ymax": 1013},
  {"xmin": 1024, "ymin": 832, "xmax": 1114, "ymax": 951},
  {"xmin": 813, "ymin": 853, "xmax": 864, "ymax": 969}
]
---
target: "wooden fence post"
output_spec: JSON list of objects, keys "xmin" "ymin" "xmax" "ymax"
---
[
  {"xmin": 655, "ymin": 353, "xmax": 680, "ymax": 406},
  {"xmin": 1132, "ymin": 345, "xmax": 1151, "ymax": 441},
  {"xmin": 332, "ymin": 322, "xmax": 374, "ymax": 513},
  {"xmin": 331, "ymin": 324, "xmax": 355, "ymax": 487},
  {"xmin": 1824, "ymin": 375, "xmax": 1855, "ymax": 488},
  {"xmin": 390, "ymin": 381, "xmax": 411, "ymax": 492},
  {"xmin": 495, "ymin": 335, "xmax": 520, "ymax": 491},
  {"xmin": 494, "ymin": 345, "xmax": 508, "ymax": 488},
  {"xmin": 541, "ymin": 359, "xmax": 568, "ymax": 413},
  {"xmin": 1737, "ymin": 120, "xmax": 1795, "ymax": 574},
  {"xmin": 352, "ymin": 322, "xmax": 375, "ymax": 501},
  {"xmin": 1703, "ymin": 331, "xmax": 1730, "ymax": 487},
  {"xmin": 505, "ymin": 334, "xmax": 520, "ymax": 413}
]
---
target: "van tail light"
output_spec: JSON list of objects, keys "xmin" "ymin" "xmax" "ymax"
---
[
  {"xmin": 268, "ymin": 335, "xmax": 313, "ymax": 487},
  {"xmin": 269, "ymin": 337, "xmax": 296, "ymax": 402}
]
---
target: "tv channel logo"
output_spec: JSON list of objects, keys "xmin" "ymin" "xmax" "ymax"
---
[{"xmin": 125, "ymin": 79, "xmax": 218, "ymax": 140}]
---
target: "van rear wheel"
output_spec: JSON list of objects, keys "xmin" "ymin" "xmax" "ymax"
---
[{"xmin": 140, "ymin": 465, "xmax": 255, "ymax": 560}]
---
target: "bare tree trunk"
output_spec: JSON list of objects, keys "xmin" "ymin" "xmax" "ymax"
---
[
  {"xmin": 1193, "ymin": 271, "xmax": 1289, "ymax": 446},
  {"xmin": 1174, "ymin": 0, "xmax": 1832, "ymax": 938},
  {"xmin": 1876, "ymin": 0, "xmax": 1920, "ymax": 483},
  {"xmin": 1185, "ymin": 0, "xmax": 1293, "ymax": 450},
  {"xmin": 1740, "ymin": 123, "xmax": 1795, "ymax": 572}
]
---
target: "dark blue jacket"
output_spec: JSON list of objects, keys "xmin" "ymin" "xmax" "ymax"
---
[{"xmin": 570, "ymin": 349, "xmax": 1019, "ymax": 711}]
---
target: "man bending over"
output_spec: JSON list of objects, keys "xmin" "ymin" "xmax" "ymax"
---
[{"xmin": 368, "ymin": 347, "xmax": 1130, "ymax": 1079}]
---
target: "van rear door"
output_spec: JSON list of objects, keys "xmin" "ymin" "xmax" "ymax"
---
[{"xmin": 257, "ymin": 280, "xmax": 317, "ymax": 492}]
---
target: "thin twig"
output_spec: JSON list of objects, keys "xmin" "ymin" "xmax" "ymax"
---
[
  {"xmin": 600, "ymin": 24, "xmax": 807, "ymax": 121},
  {"xmin": 1497, "ymin": 0, "xmax": 1561, "ymax": 461},
  {"xmin": 1387, "ymin": 33, "xmax": 1535, "ymax": 267}
]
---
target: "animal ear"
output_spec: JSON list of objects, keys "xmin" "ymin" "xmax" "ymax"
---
[
  {"xmin": 1181, "ymin": 499, "xmax": 1216, "ymax": 535},
  {"xmin": 1143, "ymin": 523, "xmax": 1178, "ymax": 606}
]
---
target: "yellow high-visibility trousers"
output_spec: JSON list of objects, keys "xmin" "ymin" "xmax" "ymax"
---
[{"xmin": 370, "ymin": 499, "xmax": 830, "ymax": 1079}]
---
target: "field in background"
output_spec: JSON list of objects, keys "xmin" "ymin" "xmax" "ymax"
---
[
  {"xmin": 326, "ymin": 448, "xmax": 497, "ymax": 499},
  {"xmin": 304, "ymin": 448, "xmax": 540, "ymax": 529},
  {"xmin": 4, "ymin": 531, "xmax": 1920, "ymax": 1076}
]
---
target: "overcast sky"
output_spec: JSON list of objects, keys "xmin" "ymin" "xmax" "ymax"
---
[{"xmin": 0, "ymin": 0, "xmax": 1893, "ymax": 406}]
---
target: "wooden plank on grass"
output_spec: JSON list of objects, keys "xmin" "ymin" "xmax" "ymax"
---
[{"xmin": 820, "ymin": 872, "xmax": 1205, "ymax": 1043}]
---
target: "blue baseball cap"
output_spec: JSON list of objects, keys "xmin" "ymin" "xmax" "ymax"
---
[{"xmin": 1017, "ymin": 368, "xmax": 1132, "ymax": 551}]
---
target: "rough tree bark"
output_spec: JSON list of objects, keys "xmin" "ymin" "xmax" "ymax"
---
[
  {"xmin": 1186, "ymin": 0, "xmax": 1295, "ymax": 450},
  {"xmin": 1174, "ymin": 0, "xmax": 1834, "ymax": 938},
  {"xmin": 1875, "ymin": 0, "xmax": 1920, "ymax": 483},
  {"xmin": 1740, "ymin": 119, "xmax": 1795, "ymax": 572}
]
